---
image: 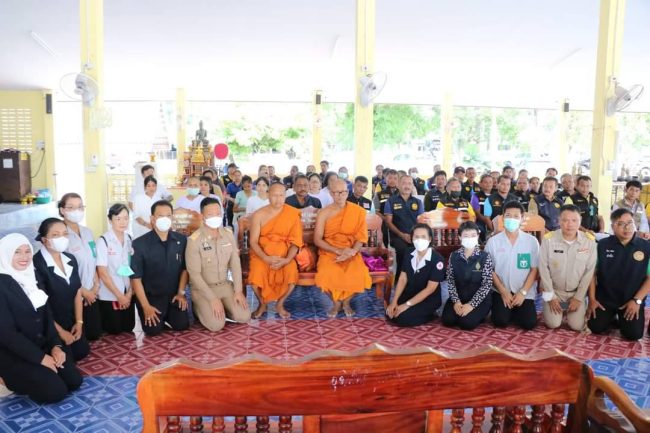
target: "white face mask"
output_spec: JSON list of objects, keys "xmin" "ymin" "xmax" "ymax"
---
[
  {"xmin": 66, "ymin": 209, "xmax": 84, "ymax": 224},
  {"xmin": 410, "ymin": 172, "xmax": 418, "ymax": 179},
  {"xmin": 187, "ymin": 187, "xmax": 200, "ymax": 196},
  {"xmin": 461, "ymin": 236, "xmax": 479, "ymax": 250},
  {"xmin": 48, "ymin": 237, "xmax": 70, "ymax": 253},
  {"xmin": 155, "ymin": 216, "xmax": 172, "ymax": 232},
  {"xmin": 205, "ymin": 216, "xmax": 223, "ymax": 229},
  {"xmin": 413, "ymin": 239, "xmax": 429, "ymax": 252}
]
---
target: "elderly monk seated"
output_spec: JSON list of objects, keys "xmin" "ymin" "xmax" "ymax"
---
[
  {"xmin": 315, "ymin": 179, "xmax": 372, "ymax": 318},
  {"xmin": 248, "ymin": 183, "xmax": 304, "ymax": 319}
]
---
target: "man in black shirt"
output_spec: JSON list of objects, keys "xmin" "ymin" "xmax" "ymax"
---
[
  {"xmin": 587, "ymin": 209, "xmax": 650, "ymax": 340},
  {"xmin": 131, "ymin": 200, "xmax": 190, "ymax": 336},
  {"xmin": 557, "ymin": 173, "xmax": 575, "ymax": 202},
  {"xmin": 347, "ymin": 176, "xmax": 373, "ymax": 211},
  {"xmin": 408, "ymin": 167, "xmax": 426, "ymax": 195},
  {"xmin": 283, "ymin": 165, "xmax": 299, "ymax": 189},
  {"xmin": 565, "ymin": 175, "xmax": 603, "ymax": 233},
  {"xmin": 285, "ymin": 174, "xmax": 322, "ymax": 209},
  {"xmin": 513, "ymin": 177, "xmax": 534, "ymax": 212},
  {"xmin": 461, "ymin": 166, "xmax": 480, "ymax": 201},
  {"xmin": 424, "ymin": 170, "xmax": 447, "ymax": 211},
  {"xmin": 221, "ymin": 163, "xmax": 237, "ymax": 188},
  {"xmin": 372, "ymin": 164, "xmax": 385, "ymax": 191},
  {"xmin": 483, "ymin": 175, "xmax": 519, "ymax": 221}
]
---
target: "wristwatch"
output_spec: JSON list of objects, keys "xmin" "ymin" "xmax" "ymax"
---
[
  {"xmin": 406, "ymin": 301, "xmax": 413, "ymax": 307},
  {"xmin": 520, "ymin": 290, "xmax": 528, "ymax": 297},
  {"xmin": 633, "ymin": 298, "xmax": 642, "ymax": 305}
]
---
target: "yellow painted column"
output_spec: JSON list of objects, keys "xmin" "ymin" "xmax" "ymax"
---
[
  {"xmin": 558, "ymin": 98, "xmax": 569, "ymax": 174},
  {"xmin": 312, "ymin": 90, "xmax": 323, "ymax": 167},
  {"xmin": 80, "ymin": 0, "xmax": 107, "ymax": 235},
  {"xmin": 176, "ymin": 88, "xmax": 186, "ymax": 179},
  {"xmin": 353, "ymin": 0, "xmax": 375, "ymax": 184},
  {"xmin": 441, "ymin": 93, "xmax": 454, "ymax": 172},
  {"xmin": 591, "ymin": 0, "xmax": 626, "ymax": 228}
]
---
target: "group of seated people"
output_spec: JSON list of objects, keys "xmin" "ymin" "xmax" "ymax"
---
[{"xmin": 0, "ymin": 160, "xmax": 648, "ymax": 405}]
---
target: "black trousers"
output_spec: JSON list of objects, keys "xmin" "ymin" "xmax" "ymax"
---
[
  {"xmin": 441, "ymin": 298, "xmax": 492, "ymax": 330},
  {"xmin": 99, "ymin": 300, "xmax": 135, "ymax": 335},
  {"xmin": 67, "ymin": 332, "xmax": 90, "ymax": 361},
  {"xmin": 135, "ymin": 294, "xmax": 190, "ymax": 336},
  {"xmin": 491, "ymin": 292, "xmax": 538, "ymax": 330},
  {"xmin": 83, "ymin": 300, "xmax": 103, "ymax": 341},
  {"xmin": 587, "ymin": 305, "xmax": 645, "ymax": 341},
  {"xmin": 390, "ymin": 235, "xmax": 410, "ymax": 281},
  {"xmin": 0, "ymin": 345, "xmax": 82, "ymax": 404}
]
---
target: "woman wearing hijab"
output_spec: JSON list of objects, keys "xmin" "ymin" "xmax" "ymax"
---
[
  {"xmin": 33, "ymin": 218, "xmax": 90, "ymax": 361},
  {"xmin": 0, "ymin": 233, "xmax": 82, "ymax": 403}
]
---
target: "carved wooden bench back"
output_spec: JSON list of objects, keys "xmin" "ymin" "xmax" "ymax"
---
[{"xmin": 137, "ymin": 345, "xmax": 593, "ymax": 433}]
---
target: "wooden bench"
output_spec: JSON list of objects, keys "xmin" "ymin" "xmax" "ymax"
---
[
  {"xmin": 136, "ymin": 344, "xmax": 650, "ymax": 433},
  {"xmin": 417, "ymin": 208, "xmax": 476, "ymax": 260},
  {"xmin": 238, "ymin": 207, "xmax": 395, "ymax": 304}
]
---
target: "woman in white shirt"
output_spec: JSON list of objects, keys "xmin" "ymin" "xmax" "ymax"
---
[
  {"xmin": 176, "ymin": 176, "xmax": 204, "ymax": 213},
  {"xmin": 96, "ymin": 204, "xmax": 135, "ymax": 335},
  {"xmin": 58, "ymin": 193, "xmax": 102, "ymax": 341},
  {"xmin": 246, "ymin": 177, "xmax": 270, "ymax": 215},
  {"xmin": 133, "ymin": 175, "xmax": 160, "ymax": 239},
  {"xmin": 308, "ymin": 173, "xmax": 322, "ymax": 196}
]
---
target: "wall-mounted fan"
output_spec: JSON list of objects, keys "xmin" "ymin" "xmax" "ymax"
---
[
  {"xmin": 59, "ymin": 72, "xmax": 98, "ymax": 106},
  {"xmin": 359, "ymin": 72, "xmax": 387, "ymax": 107},
  {"xmin": 607, "ymin": 80, "xmax": 644, "ymax": 116}
]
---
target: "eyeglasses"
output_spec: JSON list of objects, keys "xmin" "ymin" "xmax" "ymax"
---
[{"xmin": 615, "ymin": 221, "xmax": 635, "ymax": 229}]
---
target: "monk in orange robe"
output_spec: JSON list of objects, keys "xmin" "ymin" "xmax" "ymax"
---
[
  {"xmin": 248, "ymin": 183, "xmax": 303, "ymax": 319},
  {"xmin": 315, "ymin": 179, "xmax": 371, "ymax": 317}
]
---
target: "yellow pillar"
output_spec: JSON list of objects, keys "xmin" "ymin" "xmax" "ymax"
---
[
  {"xmin": 80, "ymin": 0, "xmax": 107, "ymax": 235},
  {"xmin": 441, "ymin": 93, "xmax": 454, "ymax": 171},
  {"xmin": 558, "ymin": 98, "xmax": 569, "ymax": 175},
  {"xmin": 176, "ymin": 87, "xmax": 186, "ymax": 179},
  {"xmin": 591, "ymin": 0, "xmax": 626, "ymax": 228},
  {"xmin": 353, "ymin": 0, "xmax": 375, "ymax": 184},
  {"xmin": 312, "ymin": 90, "xmax": 323, "ymax": 167}
]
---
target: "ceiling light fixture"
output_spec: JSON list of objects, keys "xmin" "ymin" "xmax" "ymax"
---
[{"xmin": 30, "ymin": 31, "xmax": 61, "ymax": 59}]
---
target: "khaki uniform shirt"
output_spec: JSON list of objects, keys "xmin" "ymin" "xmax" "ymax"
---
[
  {"xmin": 185, "ymin": 225, "xmax": 242, "ymax": 302},
  {"xmin": 538, "ymin": 230, "xmax": 597, "ymax": 300}
]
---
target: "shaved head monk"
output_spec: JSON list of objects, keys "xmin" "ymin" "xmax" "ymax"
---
[
  {"xmin": 248, "ymin": 183, "xmax": 304, "ymax": 319},
  {"xmin": 314, "ymin": 179, "xmax": 372, "ymax": 317}
]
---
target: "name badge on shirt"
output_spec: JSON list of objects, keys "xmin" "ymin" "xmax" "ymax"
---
[
  {"xmin": 517, "ymin": 253, "xmax": 531, "ymax": 270},
  {"xmin": 553, "ymin": 250, "xmax": 564, "ymax": 254},
  {"xmin": 393, "ymin": 203, "xmax": 403, "ymax": 210},
  {"xmin": 363, "ymin": 203, "xmax": 370, "ymax": 209},
  {"xmin": 202, "ymin": 241, "xmax": 213, "ymax": 251}
]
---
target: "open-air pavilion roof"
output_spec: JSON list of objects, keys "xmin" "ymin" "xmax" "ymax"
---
[{"xmin": 1, "ymin": 0, "xmax": 649, "ymax": 110}]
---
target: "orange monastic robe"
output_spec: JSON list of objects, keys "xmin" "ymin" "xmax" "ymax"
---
[
  {"xmin": 315, "ymin": 202, "xmax": 371, "ymax": 301},
  {"xmin": 248, "ymin": 204, "xmax": 304, "ymax": 303}
]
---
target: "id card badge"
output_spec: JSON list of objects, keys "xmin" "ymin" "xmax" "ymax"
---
[{"xmin": 517, "ymin": 253, "xmax": 531, "ymax": 270}]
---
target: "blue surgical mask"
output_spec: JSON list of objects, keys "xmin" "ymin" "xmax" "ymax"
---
[
  {"xmin": 504, "ymin": 218, "xmax": 521, "ymax": 233},
  {"xmin": 187, "ymin": 187, "xmax": 200, "ymax": 196}
]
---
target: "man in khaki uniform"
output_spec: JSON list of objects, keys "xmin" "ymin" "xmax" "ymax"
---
[
  {"xmin": 539, "ymin": 204, "xmax": 597, "ymax": 331},
  {"xmin": 186, "ymin": 197, "xmax": 251, "ymax": 332}
]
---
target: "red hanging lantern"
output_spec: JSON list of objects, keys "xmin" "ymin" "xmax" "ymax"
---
[{"xmin": 214, "ymin": 143, "xmax": 229, "ymax": 160}]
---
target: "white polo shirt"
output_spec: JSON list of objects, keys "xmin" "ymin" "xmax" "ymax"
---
[
  {"xmin": 176, "ymin": 195, "xmax": 205, "ymax": 213},
  {"xmin": 132, "ymin": 192, "xmax": 161, "ymax": 239},
  {"xmin": 485, "ymin": 230, "xmax": 539, "ymax": 300},
  {"xmin": 96, "ymin": 229, "xmax": 133, "ymax": 301},
  {"xmin": 65, "ymin": 224, "xmax": 97, "ymax": 289}
]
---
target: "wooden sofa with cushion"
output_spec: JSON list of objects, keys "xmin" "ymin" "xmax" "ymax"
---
[
  {"xmin": 137, "ymin": 344, "xmax": 650, "ymax": 433},
  {"xmin": 237, "ymin": 206, "xmax": 395, "ymax": 304}
]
